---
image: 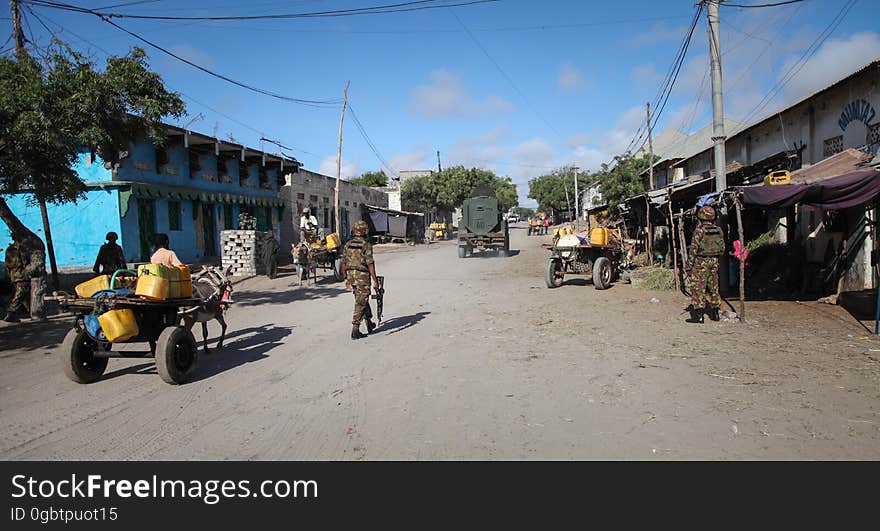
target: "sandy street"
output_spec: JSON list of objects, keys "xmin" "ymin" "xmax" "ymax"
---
[{"xmin": 1, "ymin": 225, "xmax": 879, "ymax": 460}]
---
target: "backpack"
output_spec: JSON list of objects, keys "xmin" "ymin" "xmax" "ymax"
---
[{"xmin": 696, "ymin": 224, "xmax": 725, "ymax": 257}]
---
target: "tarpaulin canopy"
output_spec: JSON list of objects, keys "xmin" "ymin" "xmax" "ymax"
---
[{"xmin": 737, "ymin": 169, "xmax": 880, "ymax": 210}]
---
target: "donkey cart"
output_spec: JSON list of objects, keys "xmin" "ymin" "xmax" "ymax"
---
[{"xmin": 59, "ymin": 295, "xmax": 206, "ymax": 385}]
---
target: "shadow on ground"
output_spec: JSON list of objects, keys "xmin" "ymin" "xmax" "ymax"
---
[
  {"xmin": 98, "ymin": 324, "xmax": 293, "ymax": 383},
  {"xmin": 232, "ymin": 286, "xmax": 347, "ymax": 307},
  {"xmin": 465, "ymin": 249, "xmax": 521, "ymax": 258},
  {"xmin": 375, "ymin": 311, "xmax": 430, "ymax": 335},
  {"xmin": 0, "ymin": 317, "xmax": 74, "ymax": 354}
]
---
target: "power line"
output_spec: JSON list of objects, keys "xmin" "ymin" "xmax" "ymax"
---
[
  {"xmin": 26, "ymin": 1, "xmax": 345, "ymax": 107},
  {"xmin": 623, "ymin": 3, "xmax": 703, "ymax": 155},
  {"xmin": 726, "ymin": 0, "xmax": 857, "ymax": 137},
  {"xmin": 24, "ymin": 10, "xmax": 321, "ymax": 161},
  {"xmin": 347, "ymin": 104, "xmax": 400, "ymax": 179},
  {"xmin": 721, "ymin": 0, "xmax": 804, "ymax": 8},
  {"xmin": 24, "ymin": 0, "xmax": 500, "ymax": 21},
  {"xmin": 449, "ymin": 7, "xmax": 563, "ymax": 139}
]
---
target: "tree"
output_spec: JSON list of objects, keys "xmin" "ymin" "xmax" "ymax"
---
[
  {"xmin": 594, "ymin": 153, "xmax": 653, "ymax": 211},
  {"xmin": 401, "ymin": 166, "xmax": 517, "ymax": 213},
  {"xmin": 527, "ymin": 165, "xmax": 582, "ymax": 214},
  {"xmin": 0, "ymin": 42, "xmax": 185, "ymax": 272},
  {"xmin": 512, "ymin": 206, "xmax": 535, "ymax": 218},
  {"xmin": 351, "ymin": 170, "xmax": 388, "ymax": 187}
]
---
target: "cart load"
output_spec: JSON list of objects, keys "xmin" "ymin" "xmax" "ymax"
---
[{"xmin": 61, "ymin": 267, "xmax": 208, "ymax": 385}]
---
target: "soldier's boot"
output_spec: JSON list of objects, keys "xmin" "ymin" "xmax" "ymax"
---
[
  {"xmin": 707, "ymin": 306, "xmax": 720, "ymax": 322},
  {"xmin": 3, "ymin": 311, "xmax": 20, "ymax": 323},
  {"xmin": 351, "ymin": 327, "xmax": 366, "ymax": 340},
  {"xmin": 365, "ymin": 319, "xmax": 376, "ymax": 334},
  {"xmin": 686, "ymin": 306, "xmax": 704, "ymax": 324}
]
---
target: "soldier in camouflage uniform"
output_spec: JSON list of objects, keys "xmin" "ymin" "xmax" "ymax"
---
[
  {"xmin": 687, "ymin": 205, "xmax": 725, "ymax": 323},
  {"xmin": 340, "ymin": 220, "xmax": 380, "ymax": 340},
  {"xmin": 3, "ymin": 240, "xmax": 29, "ymax": 323}
]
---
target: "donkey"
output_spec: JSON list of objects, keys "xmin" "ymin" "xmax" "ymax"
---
[
  {"xmin": 180, "ymin": 265, "xmax": 234, "ymax": 354},
  {"xmin": 292, "ymin": 242, "xmax": 317, "ymax": 286}
]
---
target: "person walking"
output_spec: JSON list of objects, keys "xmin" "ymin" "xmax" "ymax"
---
[
  {"xmin": 3, "ymin": 239, "xmax": 29, "ymax": 322},
  {"xmin": 543, "ymin": 216, "xmax": 550, "ymax": 236},
  {"xmin": 340, "ymin": 220, "xmax": 380, "ymax": 340},
  {"xmin": 93, "ymin": 231, "xmax": 127, "ymax": 275},
  {"xmin": 687, "ymin": 205, "xmax": 725, "ymax": 323}
]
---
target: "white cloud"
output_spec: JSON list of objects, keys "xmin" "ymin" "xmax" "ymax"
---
[
  {"xmin": 389, "ymin": 148, "xmax": 432, "ymax": 173},
  {"xmin": 558, "ymin": 63, "xmax": 588, "ymax": 91},
  {"xmin": 410, "ymin": 69, "xmax": 512, "ymax": 118},
  {"xmin": 445, "ymin": 125, "xmax": 510, "ymax": 170},
  {"xmin": 631, "ymin": 21, "xmax": 687, "ymax": 47},
  {"xmin": 163, "ymin": 44, "xmax": 214, "ymax": 70},
  {"xmin": 631, "ymin": 63, "xmax": 662, "ymax": 86},
  {"xmin": 319, "ymin": 155, "xmax": 359, "ymax": 180},
  {"xmin": 779, "ymin": 32, "xmax": 880, "ymax": 102}
]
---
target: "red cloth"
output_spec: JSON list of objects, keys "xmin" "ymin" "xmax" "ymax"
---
[{"xmin": 733, "ymin": 239, "xmax": 749, "ymax": 263}]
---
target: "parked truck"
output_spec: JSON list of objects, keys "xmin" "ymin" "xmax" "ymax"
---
[{"xmin": 458, "ymin": 194, "xmax": 509, "ymax": 258}]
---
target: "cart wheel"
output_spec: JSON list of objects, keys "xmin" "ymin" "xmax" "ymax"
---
[
  {"xmin": 333, "ymin": 256, "xmax": 344, "ymax": 282},
  {"xmin": 593, "ymin": 257, "xmax": 612, "ymax": 290},
  {"xmin": 61, "ymin": 328, "xmax": 108, "ymax": 384},
  {"xmin": 545, "ymin": 259, "xmax": 565, "ymax": 288},
  {"xmin": 155, "ymin": 326, "xmax": 198, "ymax": 385}
]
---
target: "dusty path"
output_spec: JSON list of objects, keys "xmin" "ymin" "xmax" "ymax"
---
[{"xmin": 1, "ymin": 225, "xmax": 879, "ymax": 459}]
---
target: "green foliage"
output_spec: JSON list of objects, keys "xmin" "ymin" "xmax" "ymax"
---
[
  {"xmin": 0, "ymin": 42, "xmax": 185, "ymax": 205},
  {"xmin": 594, "ymin": 153, "xmax": 653, "ymax": 211},
  {"xmin": 527, "ymin": 165, "xmax": 582, "ymax": 213},
  {"xmin": 746, "ymin": 230, "xmax": 778, "ymax": 253},
  {"xmin": 351, "ymin": 170, "xmax": 388, "ymax": 188},
  {"xmin": 639, "ymin": 267, "xmax": 675, "ymax": 291},
  {"xmin": 238, "ymin": 212, "xmax": 257, "ymax": 230},
  {"xmin": 401, "ymin": 166, "xmax": 518, "ymax": 213}
]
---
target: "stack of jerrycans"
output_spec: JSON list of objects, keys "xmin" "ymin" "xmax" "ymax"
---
[{"xmin": 136, "ymin": 264, "xmax": 192, "ymax": 300}]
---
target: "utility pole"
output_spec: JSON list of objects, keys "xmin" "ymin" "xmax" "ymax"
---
[
  {"xmin": 646, "ymin": 102, "xmax": 654, "ymax": 190},
  {"xmin": 707, "ymin": 0, "xmax": 727, "ymax": 192},
  {"xmin": 572, "ymin": 166, "xmax": 580, "ymax": 225},
  {"xmin": 334, "ymin": 80, "xmax": 350, "ymax": 238},
  {"xmin": 436, "ymin": 150, "xmax": 442, "ymax": 173},
  {"xmin": 11, "ymin": 0, "xmax": 59, "ymax": 292}
]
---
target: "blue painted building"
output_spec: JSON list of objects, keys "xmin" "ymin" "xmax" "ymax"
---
[{"xmin": 1, "ymin": 124, "xmax": 298, "ymax": 269}]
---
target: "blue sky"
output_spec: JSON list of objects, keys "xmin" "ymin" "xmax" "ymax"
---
[{"xmin": 4, "ymin": 0, "xmax": 879, "ymax": 206}]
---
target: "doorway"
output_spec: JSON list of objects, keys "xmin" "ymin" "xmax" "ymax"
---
[{"xmin": 137, "ymin": 198, "xmax": 156, "ymax": 262}]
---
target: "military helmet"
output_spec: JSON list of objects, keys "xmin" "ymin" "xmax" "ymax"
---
[
  {"xmin": 352, "ymin": 220, "xmax": 369, "ymax": 236},
  {"xmin": 697, "ymin": 205, "xmax": 716, "ymax": 221}
]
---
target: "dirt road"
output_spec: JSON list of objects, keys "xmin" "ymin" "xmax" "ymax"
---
[{"xmin": 2, "ymin": 225, "xmax": 879, "ymax": 459}]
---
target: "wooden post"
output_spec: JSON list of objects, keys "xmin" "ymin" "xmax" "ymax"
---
[
  {"xmin": 678, "ymin": 208, "xmax": 689, "ymax": 293},
  {"xmin": 734, "ymin": 195, "xmax": 746, "ymax": 322},
  {"xmin": 645, "ymin": 195, "xmax": 653, "ymax": 265},
  {"xmin": 668, "ymin": 191, "xmax": 679, "ymax": 292},
  {"xmin": 334, "ymin": 80, "xmax": 350, "ymax": 237}
]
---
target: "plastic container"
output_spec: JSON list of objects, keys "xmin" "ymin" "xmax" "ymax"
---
[
  {"xmin": 98, "ymin": 309, "xmax": 139, "ymax": 342},
  {"xmin": 75, "ymin": 275, "xmax": 110, "ymax": 298},
  {"xmin": 136, "ymin": 274, "xmax": 169, "ymax": 301},
  {"xmin": 138, "ymin": 264, "xmax": 175, "ymax": 297},
  {"xmin": 325, "ymin": 232, "xmax": 341, "ymax": 249},
  {"xmin": 176, "ymin": 266, "xmax": 192, "ymax": 298},
  {"xmin": 590, "ymin": 227, "xmax": 610, "ymax": 246}
]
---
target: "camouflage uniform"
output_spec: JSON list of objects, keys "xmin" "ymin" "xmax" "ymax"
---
[
  {"xmin": 689, "ymin": 212, "xmax": 724, "ymax": 311},
  {"xmin": 342, "ymin": 233, "xmax": 375, "ymax": 328},
  {"xmin": 4, "ymin": 243, "xmax": 29, "ymax": 317}
]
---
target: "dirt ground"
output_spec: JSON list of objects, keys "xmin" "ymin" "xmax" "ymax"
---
[{"xmin": 1, "ymin": 224, "xmax": 879, "ymax": 459}]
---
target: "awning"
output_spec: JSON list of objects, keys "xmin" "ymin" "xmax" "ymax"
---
[
  {"xmin": 737, "ymin": 169, "xmax": 880, "ymax": 210},
  {"xmin": 110, "ymin": 182, "xmax": 284, "ymax": 217}
]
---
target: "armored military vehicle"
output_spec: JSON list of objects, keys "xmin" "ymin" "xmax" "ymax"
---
[{"xmin": 457, "ymin": 194, "xmax": 509, "ymax": 258}]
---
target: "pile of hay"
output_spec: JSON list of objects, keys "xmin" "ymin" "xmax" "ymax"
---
[{"xmin": 630, "ymin": 266, "xmax": 676, "ymax": 291}]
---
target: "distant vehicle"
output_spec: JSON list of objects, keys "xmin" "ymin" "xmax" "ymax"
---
[
  {"xmin": 458, "ymin": 195, "xmax": 509, "ymax": 258},
  {"xmin": 507, "ymin": 214, "xmax": 520, "ymax": 223}
]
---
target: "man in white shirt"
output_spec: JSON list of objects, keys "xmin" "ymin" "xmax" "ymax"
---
[{"xmin": 299, "ymin": 207, "xmax": 319, "ymax": 243}]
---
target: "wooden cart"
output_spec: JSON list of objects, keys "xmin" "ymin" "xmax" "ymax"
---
[
  {"xmin": 59, "ymin": 295, "xmax": 205, "ymax": 385},
  {"xmin": 542, "ymin": 240, "xmax": 622, "ymax": 290}
]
